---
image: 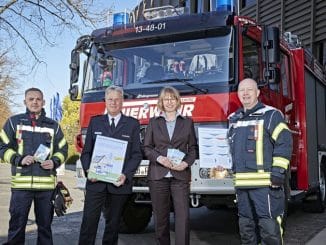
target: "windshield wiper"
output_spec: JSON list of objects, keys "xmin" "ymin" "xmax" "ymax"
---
[
  {"xmin": 123, "ymin": 90, "xmax": 136, "ymax": 99},
  {"xmin": 85, "ymin": 86, "xmax": 136, "ymax": 99},
  {"xmin": 143, "ymin": 78, "xmax": 208, "ymax": 94}
]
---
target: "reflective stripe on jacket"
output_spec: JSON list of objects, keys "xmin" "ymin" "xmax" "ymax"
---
[
  {"xmin": 0, "ymin": 110, "xmax": 68, "ymax": 190},
  {"xmin": 228, "ymin": 102, "xmax": 292, "ymax": 188}
]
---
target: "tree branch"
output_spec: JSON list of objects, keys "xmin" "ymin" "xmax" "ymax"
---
[
  {"xmin": 7, "ymin": 7, "xmax": 54, "ymax": 45},
  {"xmin": 0, "ymin": 16, "xmax": 41, "ymax": 63},
  {"xmin": 24, "ymin": 0, "xmax": 68, "ymax": 23},
  {"xmin": 0, "ymin": 0, "xmax": 18, "ymax": 15}
]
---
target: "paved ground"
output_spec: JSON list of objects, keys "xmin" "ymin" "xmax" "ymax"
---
[
  {"xmin": 1, "ymin": 163, "xmax": 326, "ymax": 244},
  {"xmin": 0, "ymin": 163, "xmax": 89, "ymax": 244}
]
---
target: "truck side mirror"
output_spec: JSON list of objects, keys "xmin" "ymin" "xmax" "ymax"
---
[
  {"xmin": 262, "ymin": 26, "xmax": 280, "ymax": 64},
  {"xmin": 69, "ymin": 85, "xmax": 79, "ymax": 101},
  {"xmin": 70, "ymin": 50, "xmax": 80, "ymax": 85}
]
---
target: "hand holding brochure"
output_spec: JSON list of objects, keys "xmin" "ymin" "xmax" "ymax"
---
[
  {"xmin": 34, "ymin": 144, "xmax": 50, "ymax": 163},
  {"xmin": 167, "ymin": 148, "xmax": 185, "ymax": 165},
  {"xmin": 88, "ymin": 135, "xmax": 128, "ymax": 184},
  {"xmin": 198, "ymin": 127, "xmax": 232, "ymax": 169}
]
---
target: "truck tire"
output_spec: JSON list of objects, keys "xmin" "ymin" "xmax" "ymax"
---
[
  {"xmin": 119, "ymin": 198, "xmax": 152, "ymax": 234},
  {"xmin": 303, "ymin": 162, "xmax": 326, "ymax": 213}
]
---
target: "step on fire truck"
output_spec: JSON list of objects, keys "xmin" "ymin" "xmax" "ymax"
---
[{"xmin": 70, "ymin": 0, "xmax": 326, "ymax": 233}]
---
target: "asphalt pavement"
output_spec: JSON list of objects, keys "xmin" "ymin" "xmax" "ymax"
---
[
  {"xmin": 0, "ymin": 163, "xmax": 91, "ymax": 245},
  {"xmin": 0, "ymin": 163, "xmax": 325, "ymax": 244}
]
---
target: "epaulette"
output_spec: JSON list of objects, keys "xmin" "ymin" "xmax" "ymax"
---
[
  {"xmin": 249, "ymin": 105, "xmax": 275, "ymax": 117},
  {"xmin": 250, "ymin": 112, "xmax": 264, "ymax": 117},
  {"xmin": 229, "ymin": 111, "xmax": 244, "ymax": 123}
]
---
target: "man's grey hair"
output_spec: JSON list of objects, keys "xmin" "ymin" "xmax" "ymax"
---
[{"xmin": 105, "ymin": 85, "xmax": 124, "ymax": 98}]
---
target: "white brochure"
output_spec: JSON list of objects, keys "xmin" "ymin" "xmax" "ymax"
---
[
  {"xmin": 34, "ymin": 144, "xmax": 50, "ymax": 163},
  {"xmin": 167, "ymin": 148, "xmax": 185, "ymax": 165},
  {"xmin": 88, "ymin": 135, "xmax": 127, "ymax": 184},
  {"xmin": 198, "ymin": 127, "xmax": 232, "ymax": 169}
]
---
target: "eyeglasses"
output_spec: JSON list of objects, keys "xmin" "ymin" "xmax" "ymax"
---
[
  {"xmin": 106, "ymin": 98, "xmax": 122, "ymax": 104},
  {"xmin": 163, "ymin": 98, "xmax": 176, "ymax": 102}
]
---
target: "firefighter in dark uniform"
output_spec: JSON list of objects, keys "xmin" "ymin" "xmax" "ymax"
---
[
  {"xmin": 0, "ymin": 88, "xmax": 68, "ymax": 245},
  {"xmin": 78, "ymin": 85, "xmax": 142, "ymax": 245},
  {"xmin": 228, "ymin": 79, "xmax": 292, "ymax": 245}
]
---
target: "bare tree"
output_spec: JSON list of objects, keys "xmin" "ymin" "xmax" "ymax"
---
[
  {"xmin": 0, "ymin": 0, "xmax": 112, "ymax": 65},
  {"xmin": 0, "ymin": 0, "xmax": 114, "ymax": 114}
]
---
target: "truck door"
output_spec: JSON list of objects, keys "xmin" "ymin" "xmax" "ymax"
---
[
  {"xmin": 241, "ymin": 27, "xmax": 297, "ymax": 171},
  {"xmin": 279, "ymin": 53, "xmax": 297, "ymax": 170},
  {"xmin": 259, "ymin": 51, "xmax": 298, "ymax": 170}
]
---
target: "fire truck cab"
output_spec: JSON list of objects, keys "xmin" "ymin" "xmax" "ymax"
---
[{"xmin": 69, "ymin": 0, "xmax": 326, "ymax": 232}]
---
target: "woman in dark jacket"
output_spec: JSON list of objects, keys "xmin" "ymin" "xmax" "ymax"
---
[{"xmin": 144, "ymin": 86, "xmax": 198, "ymax": 245}]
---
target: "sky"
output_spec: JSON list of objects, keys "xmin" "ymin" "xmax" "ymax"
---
[{"xmin": 16, "ymin": 0, "xmax": 140, "ymax": 115}]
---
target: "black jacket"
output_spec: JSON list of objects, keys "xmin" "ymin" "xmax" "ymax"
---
[{"xmin": 81, "ymin": 114, "xmax": 142, "ymax": 194}]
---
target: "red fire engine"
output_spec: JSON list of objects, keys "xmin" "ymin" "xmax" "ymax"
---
[{"xmin": 69, "ymin": 0, "xmax": 326, "ymax": 232}]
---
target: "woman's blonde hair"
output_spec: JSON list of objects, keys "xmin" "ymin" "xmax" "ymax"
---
[{"xmin": 157, "ymin": 86, "xmax": 181, "ymax": 112}]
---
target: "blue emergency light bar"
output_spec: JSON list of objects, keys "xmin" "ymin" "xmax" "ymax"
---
[
  {"xmin": 113, "ymin": 12, "xmax": 129, "ymax": 26},
  {"xmin": 215, "ymin": 0, "xmax": 234, "ymax": 12}
]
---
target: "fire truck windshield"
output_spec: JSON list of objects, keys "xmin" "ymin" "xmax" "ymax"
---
[{"xmin": 83, "ymin": 29, "xmax": 233, "ymax": 97}]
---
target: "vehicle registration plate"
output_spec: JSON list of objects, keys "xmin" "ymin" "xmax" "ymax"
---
[{"xmin": 135, "ymin": 165, "xmax": 148, "ymax": 177}]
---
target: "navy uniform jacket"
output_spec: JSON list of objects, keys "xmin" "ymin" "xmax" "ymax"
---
[
  {"xmin": 228, "ymin": 102, "xmax": 293, "ymax": 188},
  {"xmin": 0, "ymin": 109, "xmax": 68, "ymax": 190},
  {"xmin": 81, "ymin": 114, "xmax": 142, "ymax": 194}
]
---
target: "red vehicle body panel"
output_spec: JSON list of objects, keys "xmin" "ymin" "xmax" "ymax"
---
[
  {"xmin": 79, "ymin": 93, "xmax": 241, "ymax": 128},
  {"xmin": 292, "ymin": 49, "xmax": 309, "ymax": 190}
]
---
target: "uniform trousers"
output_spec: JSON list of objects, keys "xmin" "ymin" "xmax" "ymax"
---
[
  {"xmin": 79, "ymin": 188, "xmax": 129, "ymax": 245},
  {"xmin": 5, "ymin": 190, "xmax": 54, "ymax": 245},
  {"xmin": 236, "ymin": 187, "xmax": 284, "ymax": 245}
]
